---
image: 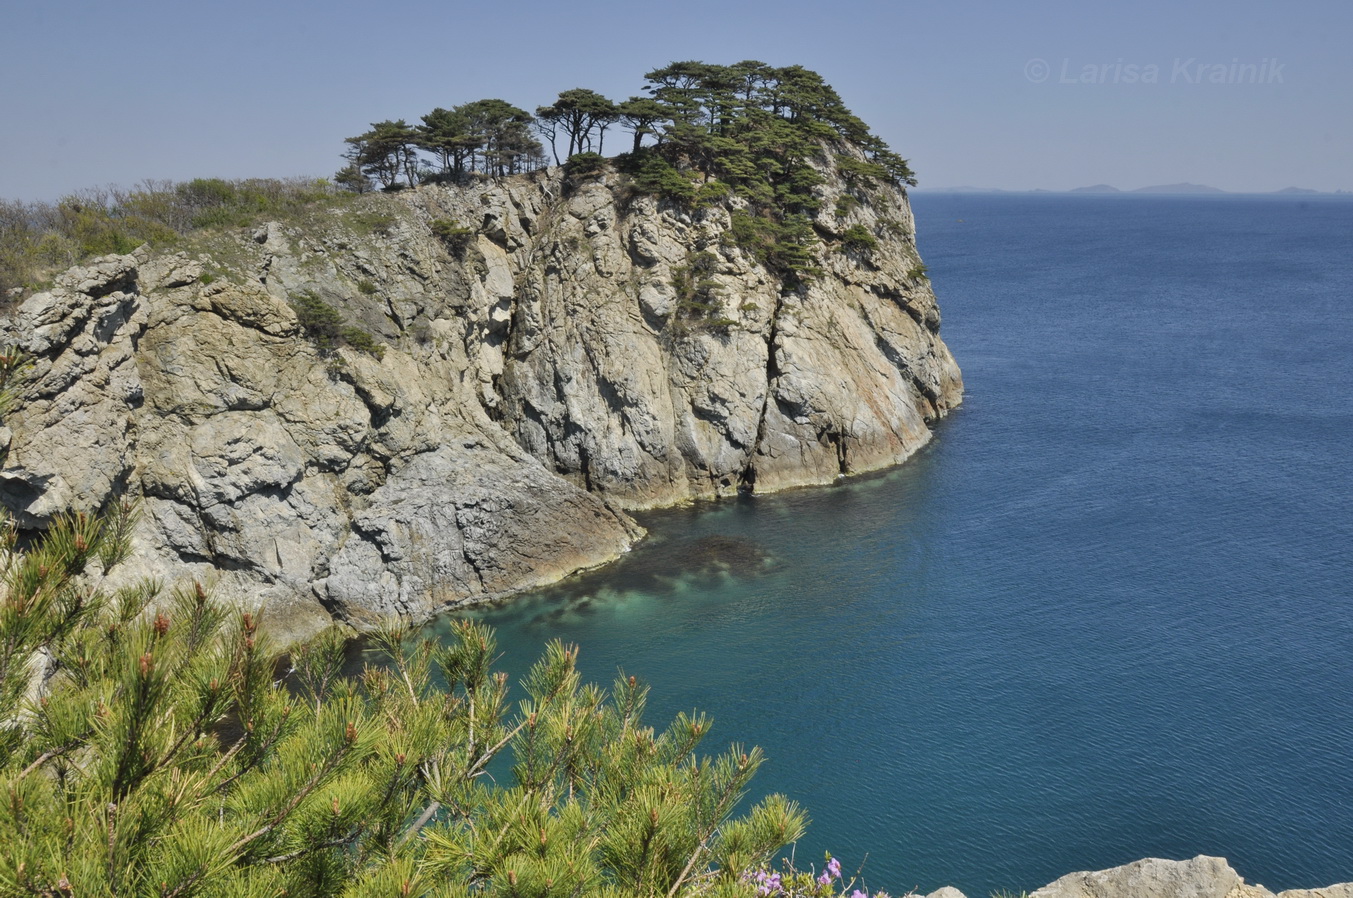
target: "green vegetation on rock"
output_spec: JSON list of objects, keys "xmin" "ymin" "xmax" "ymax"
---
[
  {"xmin": 838, "ymin": 225, "xmax": 878, "ymax": 255},
  {"xmin": 336, "ymin": 60, "xmax": 917, "ymax": 287},
  {"xmin": 0, "ymin": 61, "xmax": 918, "ymax": 302},
  {"xmin": 0, "ymin": 179, "xmax": 352, "ymax": 300},
  {"xmin": 290, "ymin": 289, "xmax": 385, "ymax": 361},
  {"xmin": 429, "ymin": 218, "xmax": 476, "ymax": 252}
]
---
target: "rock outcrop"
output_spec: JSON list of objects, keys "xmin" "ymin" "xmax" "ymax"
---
[
  {"xmin": 929, "ymin": 857, "xmax": 1352, "ymax": 898},
  {"xmin": 0, "ymin": 155, "xmax": 961, "ymax": 639}
]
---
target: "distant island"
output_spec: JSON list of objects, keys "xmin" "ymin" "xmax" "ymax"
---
[
  {"xmin": 1131, "ymin": 182, "xmax": 1227, "ymax": 194},
  {"xmin": 918, "ymin": 183, "xmax": 1348, "ymax": 196}
]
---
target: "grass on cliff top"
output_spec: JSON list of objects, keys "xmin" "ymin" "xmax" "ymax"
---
[{"xmin": 0, "ymin": 177, "xmax": 363, "ymax": 302}]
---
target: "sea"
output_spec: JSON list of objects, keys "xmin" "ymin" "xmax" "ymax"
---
[{"xmin": 418, "ymin": 194, "xmax": 1353, "ymax": 896}]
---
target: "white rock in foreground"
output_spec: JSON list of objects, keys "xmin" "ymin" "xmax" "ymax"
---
[{"xmin": 926, "ymin": 857, "xmax": 1353, "ymax": 898}]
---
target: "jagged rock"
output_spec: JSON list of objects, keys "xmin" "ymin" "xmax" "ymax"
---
[
  {"xmin": 925, "ymin": 886, "xmax": 970, "ymax": 898},
  {"xmin": 2, "ymin": 256, "xmax": 146, "ymax": 526},
  {"xmin": 0, "ymin": 153, "xmax": 960, "ymax": 639},
  {"xmin": 1030, "ymin": 856, "xmax": 1274, "ymax": 898},
  {"xmin": 1277, "ymin": 886, "xmax": 1353, "ymax": 898}
]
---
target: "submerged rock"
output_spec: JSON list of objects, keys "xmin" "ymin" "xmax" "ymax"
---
[{"xmin": 653, "ymin": 534, "xmax": 777, "ymax": 578}]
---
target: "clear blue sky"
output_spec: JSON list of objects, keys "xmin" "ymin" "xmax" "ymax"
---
[{"xmin": 2, "ymin": 0, "xmax": 1348, "ymax": 200}]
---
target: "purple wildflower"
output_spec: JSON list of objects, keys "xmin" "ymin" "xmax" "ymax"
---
[
  {"xmin": 827, "ymin": 858, "xmax": 842, "ymax": 879},
  {"xmin": 749, "ymin": 870, "xmax": 782, "ymax": 896}
]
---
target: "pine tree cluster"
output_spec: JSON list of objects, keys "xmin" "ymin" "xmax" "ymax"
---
[{"xmin": 0, "ymin": 448, "xmax": 807, "ymax": 896}]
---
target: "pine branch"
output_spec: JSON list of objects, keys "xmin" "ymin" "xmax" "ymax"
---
[
  {"xmin": 228, "ymin": 739, "xmax": 352, "ymax": 854},
  {"xmin": 260, "ymin": 830, "xmax": 362, "ymax": 864},
  {"xmin": 15, "ymin": 745, "xmax": 71, "ymax": 781},
  {"xmin": 398, "ymin": 800, "xmax": 442, "ymax": 849},
  {"xmin": 666, "ymin": 834, "xmax": 713, "ymax": 898},
  {"xmin": 212, "ymin": 706, "xmax": 291, "ymax": 795},
  {"xmin": 201, "ymin": 732, "xmax": 248, "ymax": 790},
  {"xmin": 156, "ymin": 697, "xmax": 219, "ymax": 772},
  {"xmin": 163, "ymin": 732, "xmax": 355, "ymax": 898}
]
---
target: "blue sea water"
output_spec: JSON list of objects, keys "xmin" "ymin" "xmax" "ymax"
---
[{"xmin": 423, "ymin": 194, "xmax": 1353, "ymax": 896}]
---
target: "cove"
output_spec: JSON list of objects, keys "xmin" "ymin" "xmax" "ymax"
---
[{"xmin": 418, "ymin": 194, "xmax": 1353, "ymax": 896}]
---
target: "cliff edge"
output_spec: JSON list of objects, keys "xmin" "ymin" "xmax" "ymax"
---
[{"xmin": 0, "ymin": 154, "xmax": 961, "ymax": 639}]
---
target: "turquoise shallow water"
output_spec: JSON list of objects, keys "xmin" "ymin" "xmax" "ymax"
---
[{"xmin": 420, "ymin": 194, "xmax": 1353, "ymax": 896}]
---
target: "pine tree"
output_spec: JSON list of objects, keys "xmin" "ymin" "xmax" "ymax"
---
[
  {"xmin": 344, "ymin": 120, "xmax": 422, "ymax": 191},
  {"xmin": 0, "ymin": 490, "xmax": 805, "ymax": 896}
]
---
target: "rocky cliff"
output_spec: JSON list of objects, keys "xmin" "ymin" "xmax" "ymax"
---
[{"xmin": 0, "ymin": 155, "xmax": 961, "ymax": 639}]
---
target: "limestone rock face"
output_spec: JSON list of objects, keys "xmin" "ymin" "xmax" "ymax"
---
[{"xmin": 0, "ymin": 155, "xmax": 960, "ymax": 637}]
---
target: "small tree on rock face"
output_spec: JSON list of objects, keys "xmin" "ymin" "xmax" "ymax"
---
[{"xmin": 333, "ymin": 162, "xmax": 372, "ymax": 193}]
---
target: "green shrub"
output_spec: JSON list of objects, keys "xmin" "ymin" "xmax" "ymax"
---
[
  {"xmin": 289, "ymin": 290, "xmax": 383, "ymax": 359},
  {"xmin": 669, "ymin": 251, "xmax": 748, "ymax": 333},
  {"xmin": 617, "ymin": 149, "xmax": 696, "ymax": 203},
  {"xmin": 0, "ymin": 201, "xmax": 43, "ymax": 298},
  {"xmin": 167, "ymin": 177, "xmax": 345, "ymax": 231},
  {"xmin": 430, "ymin": 217, "xmax": 475, "ymax": 251},
  {"xmin": 338, "ymin": 325, "xmax": 384, "ymax": 359},
  {"xmin": 834, "ymin": 154, "xmax": 890, "ymax": 189},
  {"xmin": 727, "ymin": 211, "xmax": 822, "ymax": 285},
  {"xmin": 346, "ymin": 208, "xmax": 398, "ymax": 236},
  {"xmin": 878, "ymin": 217, "xmax": 910, "ymax": 240},
  {"xmin": 834, "ymin": 194, "xmax": 860, "ymax": 218},
  {"xmin": 694, "ymin": 179, "xmax": 734, "ymax": 210},
  {"xmin": 356, "ymin": 277, "xmax": 378, "ymax": 295},
  {"xmin": 47, "ymin": 195, "xmax": 178, "ymax": 259},
  {"xmin": 0, "ymin": 179, "xmax": 353, "ymax": 297},
  {"xmin": 838, "ymin": 224, "xmax": 878, "ymax": 254},
  {"xmin": 563, "ymin": 151, "xmax": 607, "ymax": 184}
]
